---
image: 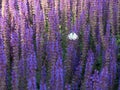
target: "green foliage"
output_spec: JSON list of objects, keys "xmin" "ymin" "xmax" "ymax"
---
[
  {"xmin": 60, "ymin": 25, "xmax": 67, "ymax": 61},
  {"xmin": 36, "ymin": 69, "xmax": 40, "ymax": 89},
  {"xmin": 116, "ymin": 34, "xmax": 120, "ymax": 45},
  {"xmin": 118, "ymin": 53, "xmax": 120, "ymax": 61},
  {"xmin": 95, "ymin": 55, "xmax": 102, "ymax": 71},
  {"xmin": 89, "ymin": 30, "xmax": 96, "ymax": 52},
  {"xmin": 116, "ymin": 34, "xmax": 120, "ymax": 62},
  {"xmin": 78, "ymin": 30, "xmax": 83, "ymax": 51}
]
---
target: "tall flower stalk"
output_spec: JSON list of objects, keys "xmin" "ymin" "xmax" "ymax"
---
[
  {"xmin": 47, "ymin": 8, "xmax": 63, "ymax": 90},
  {"xmin": 1, "ymin": 0, "xmax": 12, "ymax": 89},
  {"xmin": 17, "ymin": 0, "xmax": 29, "ymax": 89},
  {"xmin": 82, "ymin": 50, "xmax": 94, "ymax": 90},
  {"xmin": 0, "ymin": 33, "xmax": 7, "ymax": 90}
]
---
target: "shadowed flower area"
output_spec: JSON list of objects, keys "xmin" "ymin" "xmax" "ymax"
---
[{"xmin": 0, "ymin": 0, "xmax": 120, "ymax": 90}]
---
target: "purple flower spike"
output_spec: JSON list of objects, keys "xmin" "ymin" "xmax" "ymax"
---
[{"xmin": 0, "ymin": 35, "xmax": 7, "ymax": 90}]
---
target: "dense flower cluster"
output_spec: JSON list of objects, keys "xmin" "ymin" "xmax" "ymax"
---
[{"xmin": 0, "ymin": 0, "xmax": 120, "ymax": 90}]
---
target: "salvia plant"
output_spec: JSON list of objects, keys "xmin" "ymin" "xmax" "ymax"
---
[{"xmin": 0, "ymin": 0, "xmax": 120, "ymax": 90}]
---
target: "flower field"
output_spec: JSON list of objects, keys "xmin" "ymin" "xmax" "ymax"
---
[{"xmin": 0, "ymin": 0, "xmax": 120, "ymax": 90}]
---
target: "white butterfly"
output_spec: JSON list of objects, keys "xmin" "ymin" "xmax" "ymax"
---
[{"xmin": 67, "ymin": 32, "xmax": 78, "ymax": 40}]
